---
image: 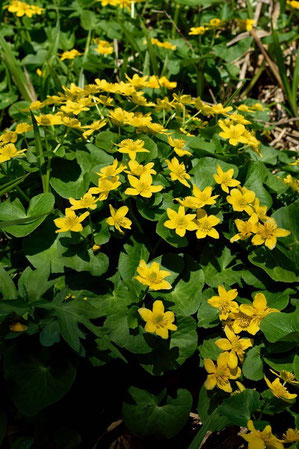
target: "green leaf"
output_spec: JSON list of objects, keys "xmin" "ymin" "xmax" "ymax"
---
[
  {"xmin": 0, "ymin": 265, "xmax": 17, "ymax": 299},
  {"xmin": 243, "ymin": 346, "xmax": 264, "ymax": 381},
  {"xmin": 200, "ymin": 245, "xmax": 242, "ymax": 287},
  {"xmin": 50, "ymin": 157, "xmax": 88, "ymax": 199},
  {"xmin": 248, "ymin": 247, "xmax": 298, "ymax": 283},
  {"xmin": 0, "ymin": 194, "xmax": 55, "ymax": 237},
  {"xmin": 118, "ymin": 236, "xmax": 149, "ymax": 280},
  {"xmin": 17, "ymin": 264, "xmax": 53, "ymax": 301},
  {"xmin": 4, "ymin": 346, "xmax": 76, "ymax": 416},
  {"xmin": 190, "ymin": 157, "xmax": 239, "ymax": 189},
  {"xmin": 199, "ymin": 338, "xmax": 223, "ymax": 361},
  {"xmin": 197, "ymin": 289, "xmax": 219, "ymax": 328},
  {"xmin": 261, "ymin": 311, "xmax": 299, "ymax": 343},
  {"xmin": 244, "ymin": 162, "xmax": 272, "ymax": 209},
  {"xmin": 218, "ymin": 390, "xmax": 260, "ymax": 426},
  {"xmin": 122, "ymin": 387, "xmax": 192, "ymax": 439}
]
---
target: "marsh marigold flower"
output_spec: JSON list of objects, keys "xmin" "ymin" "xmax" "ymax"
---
[
  {"xmin": 218, "ymin": 121, "xmax": 247, "ymax": 146},
  {"xmin": 208, "ymin": 286, "xmax": 239, "ymax": 320},
  {"xmin": 60, "ymin": 49, "xmax": 82, "ymax": 61},
  {"xmin": 125, "ymin": 173, "xmax": 163, "ymax": 198},
  {"xmin": 10, "ymin": 322, "xmax": 28, "ymax": 332},
  {"xmin": 116, "ymin": 139, "xmax": 150, "ymax": 160},
  {"xmin": 227, "ymin": 187, "xmax": 255, "ymax": 214},
  {"xmin": 96, "ymin": 159, "xmax": 126, "ymax": 180},
  {"xmin": 54, "ymin": 208, "xmax": 89, "ymax": 233},
  {"xmin": 177, "ymin": 185, "xmax": 218, "ymax": 209},
  {"xmin": 167, "ymin": 136, "xmax": 191, "ymax": 157},
  {"xmin": 252, "ymin": 218, "xmax": 290, "ymax": 250},
  {"xmin": 61, "ymin": 100, "xmax": 90, "ymax": 115},
  {"xmin": 264, "ymin": 376, "xmax": 297, "ymax": 402},
  {"xmin": 89, "ymin": 177, "xmax": 121, "ymax": 201},
  {"xmin": 135, "ymin": 260, "xmax": 172, "ymax": 291},
  {"xmin": 193, "ymin": 209, "xmax": 220, "ymax": 239},
  {"xmin": 239, "ymin": 292, "xmax": 279, "ymax": 335},
  {"xmin": 270, "ymin": 369, "xmax": 299, "ymax": 387},
  {"xmin": 69, "ymin": 193, "xmax": 98, "ymax": 211},
  {"xmin": 282, "ymin": 428, "xmax": 299, "ymax": 443},
  {"xmin": 166, "ymin": 157, "xmax": 191, "ymax": 187},
  {"xmin": 164, "ymin": 206, "xmax": 197, "ymax": 237},
  {"xmin": 204, "ymin": 352, "xmax": 241, "ymax": 393},
  {"xmin": 5, "ymin": 1, "xmax": 44, "ymax": 17},
  {"xmin": 287, "ymin": 0, "xmax": 299, "ymax": 9},
  {"xmin": 241, "ymin": 420, "xmax": 284, "ymax": 449},
  {"xmin": 189, "ymin": 26, "xmax": 207, "ymax": 35},
  {"xmin": 95, "ymin": 39, "xmax": 113, "ymax": 55},
  {"xmin": 230, "ymin": 214, "xmax": 258, "ymax": 243},
  {"xmin": 125, "ymin": 160, "xmax": 156, "ymax": 177},
  {"xmin": 215, "ymin": 325, "xmax": 252, "ymax": 369},
  {"xmin": 213, "ymin": 165, "xmax": 240, "ymax": 193},
  {"xmin": 0, "ymin": 144, "xmax": 27, "ymax": 163},
  {"xmin": 106, "ymin": 204, "xmax": 132, "ymax": 233},
  {"xmin": 138, "ymin": 300, "xmax": 177, "ymax": 339}
]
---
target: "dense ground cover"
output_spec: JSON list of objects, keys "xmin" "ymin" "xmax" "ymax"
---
[{"xmin": 0, "ymin": 0, "xmax": 298, "ymax": 448}]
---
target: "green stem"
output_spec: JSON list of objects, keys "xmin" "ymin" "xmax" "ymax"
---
[
  {"xmin": 79, "ymin": 29, "xmax": 92, "ymax": 89},
  {"xmin": 172, "ymin": 3, "xmax": 180, "ymax": 38},
  {"xmin": 89, "ymin": 214, "xmax": 95, "ymax": 244},
  {"xmin": 15, "ymin": 185, "xmax": 30, "ymax": 203}
]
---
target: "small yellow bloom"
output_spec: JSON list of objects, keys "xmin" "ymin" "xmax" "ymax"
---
[
  {"xmin": 177, "ymin": 185, "xmax": 218, "ymax": 209},
  {"xmin": 230, "ymin": 312, "xmax": 256, "ymax": 335},
  {"xmin": 241, "ymin": 420, "xmax": 284, "ymax": 449},
  {"xmin": 230, "ymin": 214, "xmax": 258, "ymax": 243},
  {"xmin": 239, "ymin": 292, "xmax": 279, "ymax": 335},
  {"xmin": 60, "ymin": 49, "xmax": 82, "ymax": 61},
  {"xmin": 69, "ymin": 193, "xmax": 98, "ymax": 211},
  {"xmin": 282, "ymin": 174, "xmax": 299, "ymax": 193},
  {"xmin": 193, "ymin": 209, "xmax": 220, "ymax": 239},
  {"xmin": 106, "ymin": 204, "xmax": 132, "ymax": 233},
  {"xmin": 167, "ymin": 136, "xmax": 191, "ymax": 157},
  {"xmin": 0, "ymin": 143, "xmax": 27, "ymax": 163},
  {"xmin": 218, "ymin": 121, "xmax": 247, "ymax": 146},
  {"xmin": 208, "ymin": 18, "xmax": 225, "ymax": 28},
  {"xmin": 5, "ymin": 1, "xmax": 44, "ymax": 17},
  {"xmin": 135, "ymin": 259, "xmax": 172, "ymax": 291},
  {"xmin": 204, "ymin": 352, "xmax": 241, "ymax": 393},
  {"xmin": 108, "ymin": 107, "xmax": 134, "ymax": 126},
  {"xmin": 92, "ymin": 244, "xmax": 101, "ymax": 253},
  {"xmin": 125, "ymin": 173, "xmax": 163, "ymax": 198},
  {"xmin": 164, "ymin": 206, "xmax": 197, "ymax": 237},
  {"xmin": 264, "ymin": 376, "xmax": 297, "ymax": 402},
  {"xmin": 227, "ymin": 188, "xmax": 255, "ymax": 214},
  {"xmin": 10, "ymin": 322, "xmax": 28, "ymax": 332},
  {"xmin": 61, "ymin": 100, "xmax": 90, "ymax": 115},
  {"xmin": 248, "ymin": 198, "xmax": 268, "ymax": 221},
  {"xmin": 215, "ymin": 325, "xmax": 252, "ymax": 369},
  {"xmin": 270, "ymin": 369, "xmax": 299, "ymax": 387},
  {"xmin": 213, "ymin": 165, "xmax": 240, "ymax": 193},
  {"xmin": 94, "ymin": 39, "xmax": 113, "ymax": 55},
  {"xmin": 151, "ymin": 38, "xmax": 176, "ymax": 51},
  {"xmin": 138, "ymin": 300, "xmax": 177, "ymax": 339},
  {"xmin": 209, "ymin": 104, "xmax": 233, "ymax": 115},
  {"xmin": 15, "ymin": 123, "xmax": 33, "ymax": 134},
  {"xmin": 116, "ymin": 139, "xmax": 150, "ymax": 160},
  {"xmin": 0, "ymin": 130, "xmax": 18, "ymax": 144},
  {"xmin": 166, "ymin": 157, "xmax": 191, "ymax": 187},
  {"xmin": 96, "ymin": 159, "xmax": 126, "ymax": 180},
  {"xmin": 125, "ymin": 160, "xmax": 156, "ymax": 177},
  {"xmin": 287, "ymin": 0, "xmax": 299, "ymax": 9},
  {"xmin": 208, "ymin": 286, "xmax": 239, "ymax": 320},
  {"xmin": 54, "ymin": 208, "xmax": 90, "ymax": 233},
  {"xmin": 282, "ymin": 428, "xmax": 299, "ymax": 443},
  {"xmin": 252, "ymin": 218, "xmax": 290, "ymax": 250},
  {"xmin": 82, "ymin": 120, "xmax": 106, "ymax": 138},
  {"xmin": 189, "ymin": 26, "xmax": 207, "ymax": 35},
  {"xmin": 89, "ymin": 177, "xmax": 121, "ymax": 201},
  {"xmin": 238, "ymin": 19, "xmax": 255, "ymax": 31}
]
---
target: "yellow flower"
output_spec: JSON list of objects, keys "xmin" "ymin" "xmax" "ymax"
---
[
  {"xmin": 151, "ymin": 38, "xmax": 176, "ymax": 51},
  {"xmin": 238, "ymin": 19, "xmax": 255, "ymax": 31},
  {"xmin": 164, "ymin": 206, "xmax": 197, "ymax": 237},
  {"xmin": 193, "ymin": 209, "xmax": 220, "ymax": 239},
  {"xmin": 5, "ymin": 0, "xmax": 44, "ymax": 17},
  {"xmin": 125, "ymin": 160, "xmax": 156, "ymax": 177},
  {"xmin": 96, "ymin": 159, "xmax": 126, "ymax": 180},
  {"xmin": 241, "ymin": 420, "xmax": 284, "ymax": 449},
  {"xmin": 208, "ymin": 286, "xmax": 239, "ymax": 320},
  {"xmin": 95, "ymin": 39, "xmax": 113, "ymax": 55},
  {"xmin": 69, "ymin": 193, "xmax": 98, "ymax": 211},
  {"xmin": 108, "ymin": 107, "xmax": 134, "ymax": 125},
  {"xmin": 89, "ymin": 177, "xmax": 121, "ymax": 201},
  {"xmin": 166, "ymin": 157, "xmax": 191, "ymax": 187},
  {"xmin": 239, "ymin": 293, "xmax": 279, "ymax": 335},
  {"xmin": 270, "ymin": 369, "xmax": 299, "ymax": 387},
  {"xmin": 138, "ymin": 300, "xmax": 177, "ymax": 339},
  {"xmin": 61, "ymin": 100, "xmax": 90, "ymax": 115},
  {"xmin": 0, "ymin": 144, "xmax": 27, "ymax": 163},
  {"xmin": 230, "ymin": 214, "xmax": 258, "ymax": 243},
  {"xmin": 226, "ymin": 188, "xmax": 255, "ymax": 214},
  {"xmin": 167, "ymin": 136, "xmax": 191, "ymax": 157},
  {"xmin": 54, "ymin": 208, "xmax": 89, "ymax": 233},
  {"xmin": 106, "ymin": 204, "xmax": 132, "ymax": 233},
  {"xmin": 251, "ymin": 218, "xmax": 290, "ymax": 250},
  {"xmin": 215, "ymin": 325, "xmax": 252, "ymax": 369},
  {"xmin": 248, "ymin": 198, "xmax": 269, "ymax": 221},
  {"xmin": 204, "ymin": 352, "xmax": 241, "ymax": 393},
  {"xmin": 229, "ymin": 112, "xmax": 251, "ymax": 125},
  {"xmin": 60, "ymin": 49, "xmax": 82, "ymax": 61},
  {"xmin": 189, "ymin": 26, "xmax": 207, "ymax": 35},
  {"xmin": 264, "ymin": 376, "xmax": 297, "ymax": 402},
  {"xmin": 230, "ymin": 312, "xmax": 256, "ymax": 335},
  {"xmin": 282, "ymin": 428, "xmax": 299, "ymax": 443},
  {"xmin": 177, "ymin": 185, "xmax": 218, "ymax": 209},
  {"xmin": 135, "ymin": 259, "xmax": 172, "ymax": 291},
  {"xmin": 116, "ymin": 139, "xmax": 150, "ymax": 160},
  {"xmin": 82, "ymin": 120, "xmax": 107, "ymax": 138},
  {"xmin": 0, "ymin": 130, "xmax": 18, "ymax": 144},
  {"xmin": 208, "ymin": 18, "xmax": 225, "ymax": 28},
  {"xmin": 287, "ymin": 0, "xmax": 299, "ymax": 9},
  {"xmin": 218, "ymin": 121, "xmax": 247, "ymax": 146},
  {"xmin": 125, "ymin": 173, "xmax": 163, "ymax": 198},
  {"xmin": 209, "ymin": 104, "xmax": 233, "ymax": 115},
  {"xmin": 10, "ymin": 322, "xmax": 28, "ymax": 332},
  {"xmin": 15, "ymin": 123, "xmax": 33, "ymax": 134},
  {"xmin": 35, "ymin": 113, "xmax": 63, "ymax": 126},
  {"xmin": 282, "ymin": 174, "xmax": 299, "ymax": 193},
  {"xmin": 213, "ymin": 165, "xmax": 240, "ymax": 193}
]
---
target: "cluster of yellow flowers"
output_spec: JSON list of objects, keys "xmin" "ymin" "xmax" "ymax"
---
[
  {"xmin": 4, "ymin": 0, "xmax": 44, "ymax": 17},
  {"xmin": 242, "ymin": 421, "xmax": 299, "ymax": 449},
  {"xmin": 151, "ymin": 38, "xmax": 177, "ymax": 51},
  {"xmin": 189, "ymin": 17, "xmax": 255, "ymax": 36},
  {"xmin": 98, "ymin": 0, "xmax": 144, "ymax": 10},
  {"xmin": 0, "ymin": 124, "xmax": 32, "ymax": 163},
  {"xmin": 282, "ymin": 174, "xmax": 299, "ymax": 193}
]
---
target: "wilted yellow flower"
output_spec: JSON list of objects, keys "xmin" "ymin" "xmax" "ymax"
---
[
  {"xmin": 69, "ymin": 193, "xmax": 98, "ymax": 211},
  {"xmin": 135, "ymin": 260, "xmax": 172, "ymax": 291},
  {"xmin": 252, "ymin": 218, "xmax": 290, "ymax": 250},
  {"xmin": 138, "ymin": 300, "xmax": 177, "ymax": 339},
  {"xmin": 264, "ymin": 376, "xmax": 297, "ymax": 402},
  {"xmin": 213, "ymin": 165, "xmax": 240, "ymax": 193},
  {"xmin": 166, "ymin": 157, "xmax": 191, "ymax": 187},
  {"xmin": 125, "ymin": 173, "xmax": 163, "ymax": 198},
  {"xmin": 54, "ymin": 208, "xmax": 89, "ymax": 233},
  {"xmin": 239, "ymin": 293, "xmax": 279, "ymax": 335},
  {"xmin": 0, "ymin": 144, "xmax": 27, "ymax": 163},
  {"xmin": 241, "ymin": 420, "xmax": 284, "ymax": 449},
  {"xmin": 208, "ymin": 286, "xmax": 239, "ymax": 320},
  {"xmin": 193, "ymin": 209, "xmax": 220, "ymax": 239},
  {"xmin": 215, "ymin": 325, "xmax": 252, "ymax": 369},
  {"xmin": 204, "ymin": 352, "xmax": 241, "ymax": 393},
  {"xmin": 164, "ymin": 206, "xmax": 197, "ymax": 237},
  {"xmin": 106, "ymin": 204, "xmax": 132, "ymax": 233},
  {"xmin": 116, "ymin": 139, "xmax": 150, "ymax": 160}
]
